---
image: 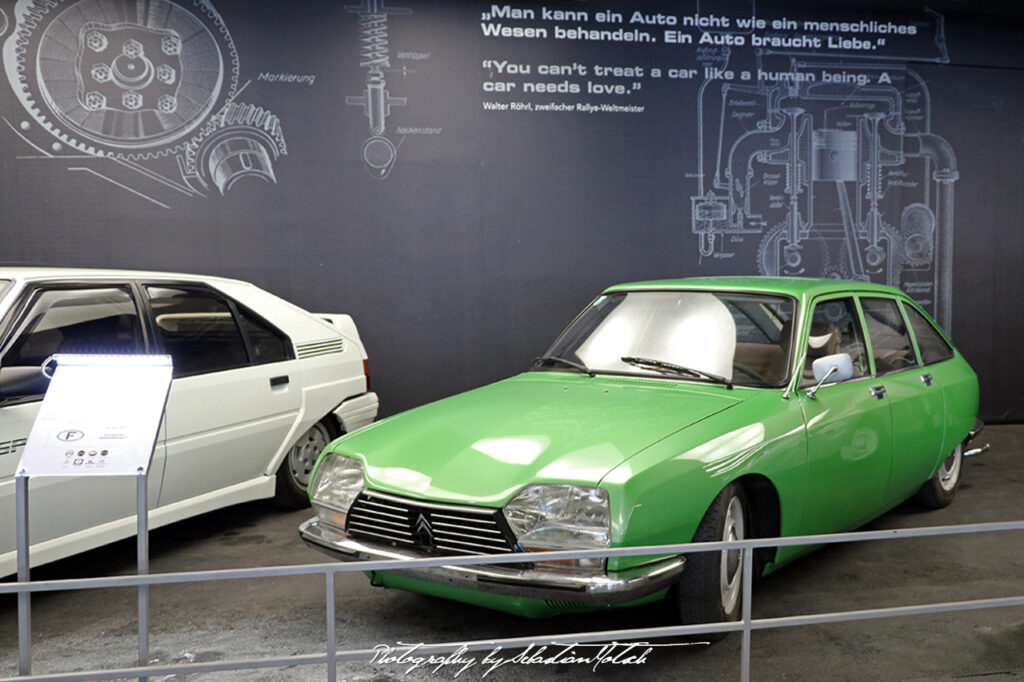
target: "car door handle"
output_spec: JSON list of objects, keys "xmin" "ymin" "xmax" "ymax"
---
[
  {"xmin": 269, "ymin": 375, "xmax": 289, "ymax": 388},
  {"xmin": 870, "ymin": 385, "xmax": 886, "ymax": 400},
  {"xmin": 920, "ymin": 373, "xmax": 933, "ymax": 386}
]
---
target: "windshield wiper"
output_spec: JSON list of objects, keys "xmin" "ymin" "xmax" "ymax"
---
[
  {"xmin": 620, "ymin": 356, "xmax": 733, "ymax": 389},
  {"xmin": 533, "ymin": 354, "xmax": 595, "ymax": 377}
]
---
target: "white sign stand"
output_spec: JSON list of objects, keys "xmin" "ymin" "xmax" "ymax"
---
[{"xmin": 15, "ymin": 354, "xmax": 173, "ymax": 679}]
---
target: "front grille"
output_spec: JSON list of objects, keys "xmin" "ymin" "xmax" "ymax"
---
[
  {"xmin": 544, "ymin": 600, "xmax": 594, "ymax": 612},
  {"xmin": 346, "ymin": 490, "xmax": 518, "ymax": 557}
]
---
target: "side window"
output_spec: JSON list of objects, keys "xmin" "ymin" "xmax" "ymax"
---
[
  {"xmin": 903, "ymin": 304, "xmax": 954, "ymax": 364},
  {"xmin": 236, "ymin": 306, "xmax": 291, "ymax": 365},
  {"xmin": 147, "ymin": 287, "xmax": 248, "ymax": 377},
  {"xmin": 4, "ymin": 287, "xmax": 142, "ymax": 367},
  {"xmin": 803, "ymin": 298, "xmax": 869, "ymax": 385},
  {"xmin": 860, "ymin": 297, "xmax": 918, "ymax": 374}
]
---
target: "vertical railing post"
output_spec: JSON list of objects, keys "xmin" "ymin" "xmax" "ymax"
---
[
  {"xmin": 137, "ymin": 468, "xmax": 149, "ymax": 682},
  {"xmin": 326, "ymin": 571, "xmax": 337, "ymax": 682},
  {"xmin": 740, "ymin": 546, "xmax": 754, "ymax": 682},
  {"xmin": 16, "ymin": 472, "xmax": 31, "ymax": 676}
]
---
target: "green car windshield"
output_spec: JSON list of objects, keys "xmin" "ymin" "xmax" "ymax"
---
[{"xmin": 539, "ymin": 290, "xmax": 796, "ymax": 388}]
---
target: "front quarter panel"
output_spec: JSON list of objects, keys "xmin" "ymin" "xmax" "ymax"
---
[{"xmin": 602, "ymin": 389, "xmax": 808, "ymax": 573}]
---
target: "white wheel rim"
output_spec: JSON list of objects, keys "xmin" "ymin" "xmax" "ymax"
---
[
  {"xmin": 938, "ymin": 443, "xmax": 962, "ymax": 492},
  {"xmin": 288, "ymin": 422, "xmax": 331, "ymax": 487},
  {"xmin": 720, "ymin": 495, "xmax": 745, "ymax": 615}
]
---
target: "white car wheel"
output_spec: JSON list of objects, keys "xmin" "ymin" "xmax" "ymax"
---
[{"xmin": 274, "ymin": 419, "xmax": 336, "ymax": 508}]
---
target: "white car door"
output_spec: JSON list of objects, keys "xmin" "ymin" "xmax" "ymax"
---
[
  {"xmin": 0, "ymin": 284, "xmax": 164, "ymax": 572},
  {"xmin": 143, "ymin": 284, "xmax": 301, "ymax": 507}
]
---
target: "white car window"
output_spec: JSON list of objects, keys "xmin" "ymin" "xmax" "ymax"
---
[
  {"xmin": 235, "ymin": 305, "xmax": 292, "ymax": 365},
  {"xmin": 5, "ymin": 287, "xmax": 142, "ymax": 366},
  {"xmin": 147, "ymin": 286, "xmax": 248, "ymax": 377},
  {"xmin": 0, "ymin": 286, "xmax": 144, "ymax": 400}
]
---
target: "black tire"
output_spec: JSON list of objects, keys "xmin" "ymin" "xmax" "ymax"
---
[
  {"xmin": 273, "ymin": 417, "xmax": 339, "ymax": 509},
  {"xmin": 914, "ymin": 443, "xmax": 963, "ymax": 509},
  {"xmin": 675, "ymin": 483, "xmax": 748, "ymax": 638}
]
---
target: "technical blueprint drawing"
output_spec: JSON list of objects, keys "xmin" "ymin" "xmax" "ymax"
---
[
  {"xmin": 0, "ymin": 0, "xmax": 286, "ymax": 208},
  {"xmin": 689, "ymin": 9, "xmax": 957, "ymax": 327},
  {"xmin": 345, "ymin": 0, "xmax": 411, "ymax": 180}
]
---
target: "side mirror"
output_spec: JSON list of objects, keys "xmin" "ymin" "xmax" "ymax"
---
[{"xmin": 807, "ymin": 353, "xmax": 854, "ymax": 399}]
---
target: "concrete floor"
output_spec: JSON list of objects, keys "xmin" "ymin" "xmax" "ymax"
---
[{"xmin": 2, "ymin": 426, "xmax": 1023, "ymax": 681}]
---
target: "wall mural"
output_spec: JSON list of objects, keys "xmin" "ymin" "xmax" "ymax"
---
[
  {"xmin": 345, "ymin": 0, "xmax": 409, "ymax": 180},
  {"xmin": 474, "ymin": 2, "xmax": 962, "ymax": 328},
  {"xmin": 1, "ymin": 0, "xmax": 285, "ymax": 208},
  {"xmin": 690, "ymin": 47, "xmax": 957, "ymax": 327},
  {"xmin": 0, "ymin": 0, "xmax": 1019, "ymax": 420}
]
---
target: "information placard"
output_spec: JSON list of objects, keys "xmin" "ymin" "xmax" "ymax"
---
[{"xmin": 16, "ymin": 355, "xmax": 173, "ymax": 477}]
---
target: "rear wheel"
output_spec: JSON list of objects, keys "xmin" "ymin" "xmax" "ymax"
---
[
  {"xmin": 914, "ymin": 443, "xmax": 963, "ymax": 509},
  {"xmin": 675, "ymin": 483, "xmax": 747, "ymax": 635},
  {"xmin": 273, "ymin": 418, "xmax": 338, "ymax": 508}
]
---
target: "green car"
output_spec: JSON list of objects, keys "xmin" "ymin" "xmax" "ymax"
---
[{"xmin": 300, "ymin": 277, "xmax": 979, "ymax": 623}]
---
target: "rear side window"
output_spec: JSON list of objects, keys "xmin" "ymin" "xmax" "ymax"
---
[
  {"xmin": 147, "ymin": 287, "xmax": 248, "ymax": 377},
  {"xmin": 860, "ymin": 298, "xmax": 918, "ymax": 374},
  {"xmin": 236, "ymin": 306, "xmax": 291, "ymax": 365},
  {"xmin": 4, "ymin": 287, "xmax": 142, "ymax": 366},
  {"xmin": 903, "ymin": 304, "xmax": 954, "ymax": 364}
]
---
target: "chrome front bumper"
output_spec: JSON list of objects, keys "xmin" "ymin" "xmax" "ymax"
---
[{"xmin": 299, "ymin": 518, "xmax": 685, "ymax": 605}]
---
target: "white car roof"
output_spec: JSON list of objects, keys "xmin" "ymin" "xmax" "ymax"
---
[
  {"xmin": 0, "ymin": 267, "xmax": 355, "ymax": 349},
  {"xmin": 0, "ymin": 267, "xmax": 247, "ymax": 286}
]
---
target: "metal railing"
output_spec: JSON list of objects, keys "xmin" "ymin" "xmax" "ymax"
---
[{"xmin": 3, "ymin": 519, "xmax": 1024, "ymax": 681}]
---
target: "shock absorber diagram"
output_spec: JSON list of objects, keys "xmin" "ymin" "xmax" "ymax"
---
[
  {"xmin": 690, "ymin": 24, "xmax": 957, "ymax": 327},
  {"xmin": 346, "ymin": 0, "xmax": 410, "ymax": 180}
]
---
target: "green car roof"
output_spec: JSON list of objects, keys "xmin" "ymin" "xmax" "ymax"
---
[{"xmin": 604, "ymin": 276, "xmax": 908, "ymax": 299}]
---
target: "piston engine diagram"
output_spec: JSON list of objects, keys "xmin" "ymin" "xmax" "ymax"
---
[
  {"xmin": 0, "ymin": 0, "xmax": 286, "ymax": 207},
  {"xmin": 691, "ymin": 49, "xmax": 957, "ymax": 327}
]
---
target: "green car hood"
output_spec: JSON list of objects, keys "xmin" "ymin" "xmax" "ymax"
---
[{"xmin": 331, "ymin": 372, "xmax": 743, "ymax": 506}]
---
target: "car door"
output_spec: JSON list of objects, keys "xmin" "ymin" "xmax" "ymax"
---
[
  {"xmin": 901, "ymin": 302, "xmax": 969, "ymax": 461},
  {"xmin": 0, "ymin": 283, "xmax": 162, "ymax": 567},
  {"xmin": 859, "ymin": 296, "xmax": 947, "ymax": 507},
  {"xmin": 797, "ymin": 296, "xmax": 895, "ymax": 534},
  {"xmin": 143, "ymin": 284, "xmax": 301, "ymax": 506}
]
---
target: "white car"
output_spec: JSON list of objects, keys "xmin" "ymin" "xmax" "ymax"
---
[{"xmin": 0, "ymin": 268, "xmax": 378, "ymax": 575}]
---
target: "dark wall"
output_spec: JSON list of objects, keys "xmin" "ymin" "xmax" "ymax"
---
[{"xmin": 1, "ymin": 0, "xmax": 1022, "ymax": 420}]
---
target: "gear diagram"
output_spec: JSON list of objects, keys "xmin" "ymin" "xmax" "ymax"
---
[
  {"xmin": 182, "ymin": 101, "xmax": 286, "ymax": 194},
  {"xmin": 1, "ymin": 0, "xmax": 285, "ymax": 205}
]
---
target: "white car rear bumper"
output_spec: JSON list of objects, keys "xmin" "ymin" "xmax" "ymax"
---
[{"xmin": 332, "ymin": 392, "xmax": 379, "ymax": 433}]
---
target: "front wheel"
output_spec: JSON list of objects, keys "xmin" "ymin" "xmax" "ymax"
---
[
  {"xmin": 914, "ymin": 443, "xmax": 963, "ymax": 509},
  {"xmin": 273, "ymin": 418, "xmax": 338, "ymax": 509},
  {"xmin": 675, "ymin": 483, "xmax": 748, "ymax": 634}
]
